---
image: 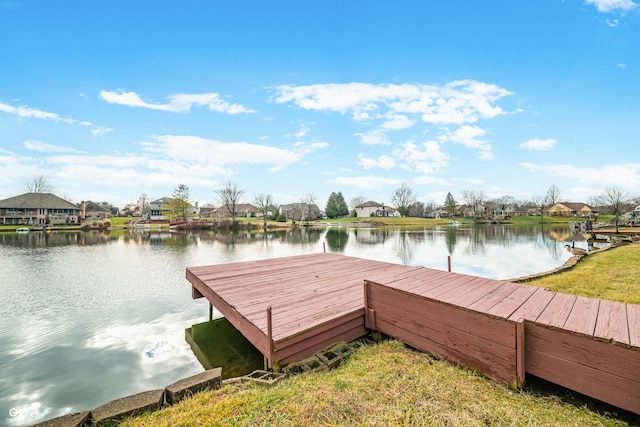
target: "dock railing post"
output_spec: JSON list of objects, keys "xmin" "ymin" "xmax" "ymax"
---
[
  {"xmin": 267, "ymin": 306, "xmax": 274, "ymax": 370},
  {"xmin": 448, "ymin": 256, "xmax": 451, "ymax": 272}
]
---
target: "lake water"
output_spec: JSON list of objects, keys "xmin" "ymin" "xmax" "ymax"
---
[{"xmin": 0, "ymin": 224, "xmax": 581, "ymax": 426}]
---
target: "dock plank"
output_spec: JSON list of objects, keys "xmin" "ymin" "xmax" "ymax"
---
[
  {"xmin": 486, "ymin": 285, "xmax": 538, "ymax": 319},
  {"xmin": 536, "ymin": 293, "xmax": 577, "ymax": 329},
  {"xmin": 628, "ymin": 304, "xmax": 640, "ymax": 349},
  {"xmin": 594, "ymin": 299, "xmax": 629, "ymax": 346},
  {"xmin": 507, "ymin": 286, "xmax": 554, "ymax": 322},
  {"xmin": 562, "ymin": 296, "xmax": 599, "ymax": 337}
]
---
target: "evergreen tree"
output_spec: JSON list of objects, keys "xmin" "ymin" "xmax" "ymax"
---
[
  {"xmin": 325, "ymin": 192, "xmax": 349, "ymax": 219},
  {"xmin": 444, "ymin": 192, "xmax": 457, "ymax": 217},
  {"xmin": 171, "ymin": 184, "xmax": 192, "ymax": 221}
]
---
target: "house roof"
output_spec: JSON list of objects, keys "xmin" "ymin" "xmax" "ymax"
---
[
  {"xmin": 83, "ymin": 201, "xmax": 111, "ymax": 212},
  {"xmin": 0, "ymin": 192, "xmax": 80, "ymax": 210},
  {"xmin": 550, "ymin": 202, "xmax": 595, "ymax": 212},
  {"xmin": 356, "ymin": 201, "xmax": 384, "ymax": 208}
]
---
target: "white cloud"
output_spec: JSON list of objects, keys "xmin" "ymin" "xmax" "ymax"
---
[
  {"xmin": 91, "ymin": 127, "xmax": 115, "ymax": 136},
  {"xmin": 294, "ymin": 123, "xmax": 311, "ymax": 137},
  {"xmin": 147, "ymin": 135, "xmax": 301, "ymax": 172},
  {"xmin": 607, "ymin": 18, "xmax": 620, "ymax": 26},
  {"xmin": 585, "ymin": 0, "xmax": 637, "ymax": 12},
  {"xmin": 616, "ymin": 63, "xmax": 627, "ymax": 69},
  {"xmin": 354, "ymin": 130, "xmax": 390, "ymax": 145},
  {"xmin": 443, "ymin": 125, "xmax": 494, "ymax": 160},
  {"xmin": 519, "ymin": 138, "xmax": 557, "ymax": 151},
  {"xmin": 520, "ymin": 162, "xmax": 640, "ymax": 189},
  {"xmin": 357, "ymin": 154, "xmax": 396, "ymax": 170},
  {"xmin": 381, "ymin": 114, "xmax": 415, "ymax": 130},
  {"xmin": 100, "ymin": 90, "xmax": 255, "ymax": 114},
  {"xmin": 0, "ymin": 101, "xmax": 76, "ymax": 123},
  {"xmin": 23, "ymin": 140, "xmax": 85, "ymax": 153},
  {"xmin": 274, "ymin": 80, "xmax": 517, "ymax": 125},
  {"xmin": 328, "ymin": 176, "xmax": 403, "ymax": 190}
]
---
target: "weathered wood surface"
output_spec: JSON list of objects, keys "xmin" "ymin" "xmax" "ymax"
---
[
  {"xmin": 187, "ymin": 253, "xmax": 415, "ymax": 367},
  {"xmin": 365, "ymin": 281, "xmax": 523, "ymax": 386},
  {"xmin": 187, "ymin": 252, "xmax": 639, "ymax": 414}
]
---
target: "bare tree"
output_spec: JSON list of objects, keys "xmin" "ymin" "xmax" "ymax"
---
[
  {"xmin": 408, "ymin": 201, "xmax": 425, "ymax": 217},
  {"xmin": 138, "ymin": 193, "xmax": 150, "ymax": 218},
  {"xmin": 594, "ymin": 186, "xmax": 632, "ymax": 233},
  {"xmin": 301, "ymin": 192, "xmax": 317, "ymax": 225},
  {"xmin": 546, "ymin": 185, "xmax": 561, "ymax": 206},
  {"xmin": 460, "ymin": 189, "xmax": 486, "ymax": 219},
  {"xmin": 26, "ymin": 175, "xmax": 52, "ymax": 193},
  {"xmin": 216, "ymin": 181, "xmax": 245, "ymax": 222},
  {"xmin": 254, "ymin": 193, "xmax": 274, "ymax": 227},
  {"xmin": 531, "ymin": 195, "xmax": 547, "ymax": 221},
  {"xmin": 390, "ymin": 183, "xmax": 415, "ymax": 217},
  {"xmin": 349, "ymin": 195, "xmax": 366, "ymax": 210}
]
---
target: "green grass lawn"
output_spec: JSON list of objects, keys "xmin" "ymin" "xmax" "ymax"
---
[
  {"xmin": 525, "ymin": 243, "xmax": 640, "ymax": 304},
  {"xmin": 122, "ymin": 340, "xmax": 630, "ymax": 427}
]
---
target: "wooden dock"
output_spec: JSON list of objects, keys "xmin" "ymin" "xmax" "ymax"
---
[{"xmin": 186, "ymin": 252, "xmax": 639, "ymax": 415}]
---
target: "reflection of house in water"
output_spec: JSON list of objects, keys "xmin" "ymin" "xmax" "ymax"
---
[{"xmin": 352, "ymin": 228, "xmax": 390, "ymax": 245}]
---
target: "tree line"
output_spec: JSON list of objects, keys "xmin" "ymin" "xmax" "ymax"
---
[{"xmin": 25, "ymin": 175, "xmax": 640, "ymax": 228}]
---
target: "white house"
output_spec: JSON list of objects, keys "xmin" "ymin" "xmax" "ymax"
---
[
  {"xmin": 354, "ymin": 201, "xmax": 396, "ymax": 217},
  {"xmin": 149, "ymin": 197, "xmax": 198, "ymax": 220}
]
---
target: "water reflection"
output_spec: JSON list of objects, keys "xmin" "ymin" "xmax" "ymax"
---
[
  {"xmin": 325, "ymin": 227, "xmax": 349, "ymax": 251},
  {"xmin": 0, "ymin": 224, "xmax": 578, "ymax": 426},
  {"xmin": 185, "ymin": 318, "xmax": 263, "ymax": 379}
]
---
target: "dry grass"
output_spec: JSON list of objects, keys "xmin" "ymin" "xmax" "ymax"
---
[
  {"xmin": 121, "ymin": 341, "xmax": 629, "ymax": 427},
  {"xmin": 526, "ymin": 243, "xmax": 640, "ymax": 304}
]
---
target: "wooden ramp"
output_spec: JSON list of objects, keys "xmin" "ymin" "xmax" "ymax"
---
[{"xmin": 186, "ymin": 252, "xmax": 640, "ymax": 415}]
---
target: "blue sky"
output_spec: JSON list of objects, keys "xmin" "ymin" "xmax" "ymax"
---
[{"xmin": 1, "ymin": 0, "xmax": 638, "ymax": 210}]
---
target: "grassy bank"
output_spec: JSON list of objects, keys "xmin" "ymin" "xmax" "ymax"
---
[
  {"xmin": 122, "ymin": 340, "xmax": 629, "ymax": 427},
  {"xmin": 524, "ymin": 243, "xmax": 640, "ymax": 304}
]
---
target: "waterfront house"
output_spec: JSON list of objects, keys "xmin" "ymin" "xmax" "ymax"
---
[
  {"xmin": 149, "ymin": 197, "xmax": 199, "ymax": 221},
  {"xmin": 80, "ymin": 201, "xmax": 113, "ymax": 221},
  {"xmin": 546, "ymin": 202, "xmax": 597, "ymax": 217},
  {"xmin": 354, "ymin": 201, "xmax": 397, "ymax": 217},
  {"xmin": 279, "ymin": 203, "xmax": 322, "ymax": 221},
  {"xmin": 212, "ymin": 203, "xmax": 260, "ymax": 219},
  {"xmin": 0, "ymin": 192, "xmax": 80, "ymax": 226}
]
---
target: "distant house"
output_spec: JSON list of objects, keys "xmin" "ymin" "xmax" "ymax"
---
[
  {"xmin": 0, "ymin": 192, "xmax": 80, "ymax": 226},
  {"xmin": 279, "ymin": 203, "xmax": 322, "ymax": 221},
  {"xmin": 457, "ymin": 204, "xmax": 485, "ymax": 218},
  {"xmin": 80, "ymin": 201, "xmax": 112, "ymax": 220},
  {"xmin": 546, "ymin": 202, "xmax": 597, "ymax": 217},
  {"xmin": 149, "ymin": 197, "xmax": 198, "ymax": 220},
  {"xmin": 212, "ymin": 203, "xmax": 260, "ymax": 219},
  {"xmin": 354, "ymin": 201, "xmax": 396, "ymax": 217}
]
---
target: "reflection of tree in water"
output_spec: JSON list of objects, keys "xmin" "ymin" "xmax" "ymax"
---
[
  {"xmin": 395, "ymin": 231, "xmax": 413, "ymax": 264},
  {"xmin": 325, "ymin": 227, "xmax": 349, "ymax": 252},
  {"xmin": 533, "ymin": 224, "xmax": 567, "ymax": 260},
  {"xmin": 444, "ymin": 226, "xmax": 458, "ymax": 255},
  {"xmin": 352, "ymin": 228, "xmax": 390, "ymax": 245},
  {"xmin": 394, "ymin": 229, "xmax": 437, "ymax": 265},
  {"xmin": 278, "ymin": 227, "xmax": 324, "ymax": 246}
]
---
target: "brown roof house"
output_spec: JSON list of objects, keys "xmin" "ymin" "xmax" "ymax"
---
[
  {"xmin": 546, "ymin": 202, "xmax": 598, "ymax": 217},
  {"xmin": 0, "ymin": 192, "xmax": 80, "ymax": 226}
]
